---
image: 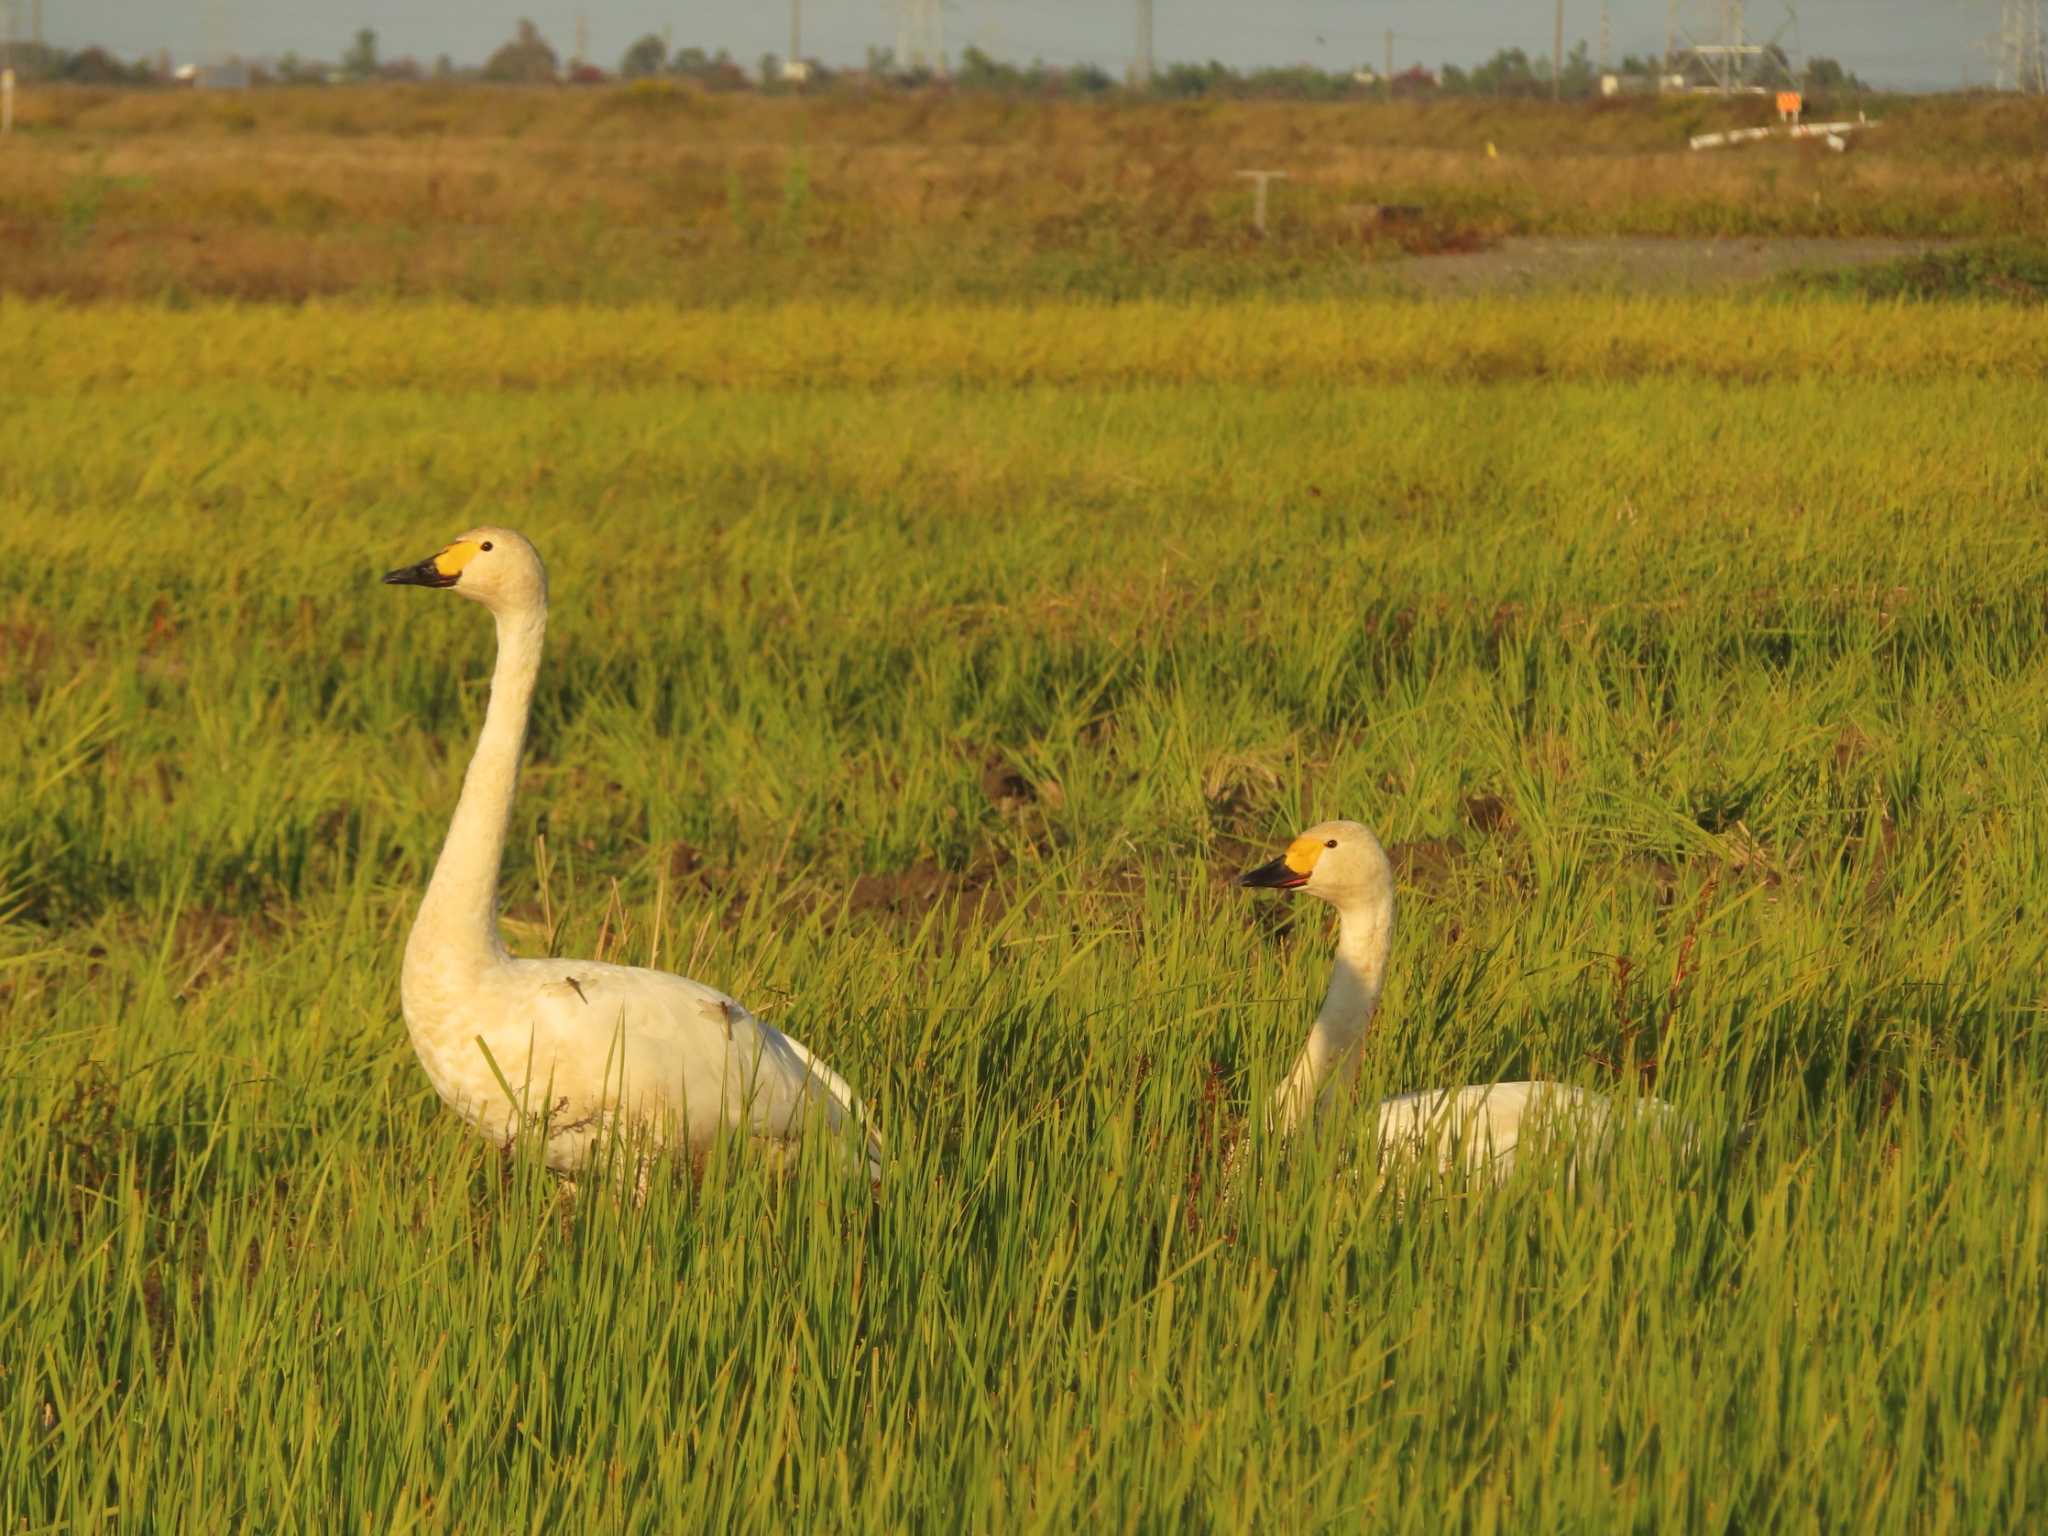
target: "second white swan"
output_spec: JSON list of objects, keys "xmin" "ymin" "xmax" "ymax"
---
[
  {"xmin": 384, "ymin": 527, "xmax": 882, "ymax": 1180},
  {"xmin": 1239, "ymin": 820, "xmax": 1678, "ymax": 1181}
]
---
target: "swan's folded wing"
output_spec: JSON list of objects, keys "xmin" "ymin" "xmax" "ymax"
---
[
  {"xmin": 509, "ymin": 964, "xmax": 731, "ymax": 1128},
  {"xmin": 694, "ymin": 994, "xmax": 885, "ymax": 1176},
  {"xmin": 514, "ymin": 961, "xmax": 881, "ymax": 1172},
  {"xmin": 773, "ymin": 1024, "xmax": 886, "ymax": 1177},
  {"xmin": 1374, "ymin": 1083, "xmax": 1538, "ymax": 1175}
]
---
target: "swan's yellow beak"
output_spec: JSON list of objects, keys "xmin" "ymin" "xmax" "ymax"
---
[
  {"xmin": 1237, "ymin": 835, "xmax": 1321, "ymax": 891},
  {"xmin": 383, "ymin": 540, "xmax": 482, "ymax": 590}
]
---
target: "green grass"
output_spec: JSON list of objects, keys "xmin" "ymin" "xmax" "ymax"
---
[
  {"xmin": 2, "ymin": 301, "xmax": 2045, "ymax": 1530},
  {"xmin": 1781, "ymin": 237, "xmax": 2048, "ymax": 304}
]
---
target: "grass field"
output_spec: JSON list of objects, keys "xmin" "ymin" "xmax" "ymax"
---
[
  {"xmin": 3, "ymin": 292, "xmax": 2044, "ymax": 1529},
  {"xmin": 3, "ymin": 87, "xmax": 2046, "ymax": 302}
]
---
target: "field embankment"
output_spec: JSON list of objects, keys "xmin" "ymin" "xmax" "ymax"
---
[{"xmin": 1, "ymin": 85, "xmax": 2044, "ymax": 302}]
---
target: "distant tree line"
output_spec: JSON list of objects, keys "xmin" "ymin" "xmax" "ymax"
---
[
  {"xmin": 0, "ymin": 17, "xmax": 1875, "ymax": 98},
  {"xmin": 0, "ymin": 41, "xmax": 158, "ymax": 85}
]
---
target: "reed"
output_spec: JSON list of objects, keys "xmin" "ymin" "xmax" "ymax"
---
[{"xmin": 2, "ymin": 297, "xmax": 2043, "ymax": 1529}]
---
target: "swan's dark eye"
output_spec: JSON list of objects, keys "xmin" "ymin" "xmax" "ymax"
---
[
  {"xmin": 1325, "ymin": 839, "xmax": 1338, "ymax": 848},
  {"xmin": 480, "ymin": 541, "xmax": 493, "ymax": 551}
]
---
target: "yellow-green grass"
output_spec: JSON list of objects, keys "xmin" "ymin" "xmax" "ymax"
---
[
  {"xmin": 2, "ymin": 298, "xmax": 2044, "ymax": 1530},
  {"xmin": 8, "ymin": 295, "xmax": 2048, "ymax": 389}
]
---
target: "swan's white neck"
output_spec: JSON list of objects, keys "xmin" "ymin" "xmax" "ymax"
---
[
  {"xmin": 1271, "ymin": 892, "xmax": 1394, "ymax": 1135},
  {"xmin": 404, "ymin": 599, "xmax": 547, "ymax": 994}
]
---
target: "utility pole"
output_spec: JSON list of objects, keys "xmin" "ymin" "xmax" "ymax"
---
[
  {"xmin": 1999, "ymin": 0, "xmax": 2046, "ymax": 92},
  {"xmin": 1554, "ymin": 0, "xmax": 1565, "ymax": 99},
  {"xmin": 892, "ymin": 0, "xmax": 937, "ymax": 73},
  {"xmin": 1383, "ymin": 29, "xmax": 1392, "ymax": 101},
  {"xmin": 1599, "ymin": 2, "xmax": 1611, "ymax": 73},
  {"xmin": 790, "ymin": 0, "xmax": 801, "ymax": 73},
  {"xmin": 1665, "ymin": 0, "xmax": 1678, "ymax": 79},
  {"xmin": 897, "ymin": 0, "xmax": 944, "ymax": 74},
  {"xmin": 1135, "ymin": 0, "xmax": 1153, "ymax": 89}
]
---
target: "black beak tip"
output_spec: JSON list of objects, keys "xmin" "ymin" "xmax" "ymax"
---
[
  {"xmin": 1237, "ymin": 857, "xmax": 1306, "ymax": 891},
  {"xmin": 382, "ymin": 558, "xmax": 455, "ymax": 589}
]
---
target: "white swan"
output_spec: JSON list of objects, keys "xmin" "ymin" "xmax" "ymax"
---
[
  {"xmin": 1238, "ymin": 820, "xmax": 1677, "ymax": 1182},
  {"xmin": 383, "ymin": 527, "xmax": 881, "ymax": 1180}
]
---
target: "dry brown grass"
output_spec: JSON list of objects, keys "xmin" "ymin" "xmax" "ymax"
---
[{"xmin": 0, "ymin": 84, "xmax": 2042, "ymax": 302}]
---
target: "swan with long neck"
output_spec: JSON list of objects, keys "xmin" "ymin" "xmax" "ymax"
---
[
  {"xmin": 384, "ymin": 527, "xmax": 881, "ymax": 1178},
  {"xmin": 1239, "ymin": 820, "xmax": 1674, "ymax": 1177}
]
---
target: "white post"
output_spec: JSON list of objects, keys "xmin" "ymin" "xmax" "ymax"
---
[{"xmin": 1235, "ymin": 170, "xmax": 1289, "ymax": 236}]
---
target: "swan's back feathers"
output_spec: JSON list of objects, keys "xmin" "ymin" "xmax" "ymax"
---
[
  {"xmin": 485, "ymin": 956, "xmax": 882, "ymax": 1177},
  {"xmin": 1374, "ymin": 1079, "xmax": 1684, "ymax": 1182}
]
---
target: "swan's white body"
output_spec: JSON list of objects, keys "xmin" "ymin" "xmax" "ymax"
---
[
  {"xmin": 1363, "ymin": 1080, "xmax": 1670, "ymax": 1181},
  {"xmin": 1243, "ymin": 821, "xmax": 1678, "ymax": 1182},
  {"xmin": 387, "ymin": 527, "xmax": 880, "ymax": 1178}
]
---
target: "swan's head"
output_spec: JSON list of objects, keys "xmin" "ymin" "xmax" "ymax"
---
[
  {"xmin": 1238, "ymin": 820, "xmax": 1394, "ymax": 912},
  {"xmin": 382, "ymin": 527, "xmax": 546, "ymax": 613}
]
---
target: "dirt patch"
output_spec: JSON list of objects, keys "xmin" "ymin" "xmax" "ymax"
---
[
  {"xmin": 1461, "ymin": 793, "xmax": 1515, "ymax": 836},
  {"xmin": 665, "ymin": 840, "xmax": 711, "ymax": 885},
  {"xmin": 977, "ymin": 749, "xmax": 1065, "ymax": 819},
  {"xmin": 0, "ymin": 617, "xmax": 56, "ymax": 679},
  {"xmin": 1388, "ymin": 838, "xmax": 1466, "ymax": 894},
  {"xmin": 1831, "ymin": 725, "xmax": 1876, "ymax": 771},
  {"xmin": 979, "ymin": 757, "xmax": 1036, "ymax": 814},
  {"xmin": 1622, "ymin": 851, "xmax": 1682, "ymax": 907},
  {"xmin": 844, "ymin": 860, "xmax": 1012, "ymax": 932},
  {"xmin": 170, "ymin": 908, "xmax": 265, "ymax": 1000},
  {"xmin": 1398, "ymin": 236, "xmax": 1957, "ymax": 296},
  {"xmin": 840, "ymin": 859, "xmax": 1023, "ymax": 951}
]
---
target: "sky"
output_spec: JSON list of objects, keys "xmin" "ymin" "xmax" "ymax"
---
[{"xmin": 26, "ymin": 3, "xmax": 2003, "ymax": 92}]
